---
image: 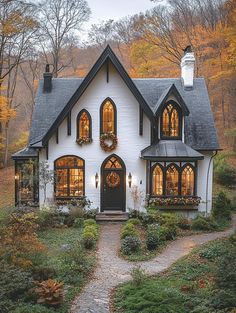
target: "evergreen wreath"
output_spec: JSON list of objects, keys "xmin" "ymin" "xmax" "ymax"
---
[
  {"xmin": 100, "ymin": 132, "xmax": 118, "ymax": 151},
  {"xmin": 106, "ymin": 172, "xmax": 120, "ymax": 188}
]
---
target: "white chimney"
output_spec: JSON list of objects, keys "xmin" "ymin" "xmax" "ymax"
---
[{"xmin": 181, "ymin": 46, "xmax": 195, "ymax": 89}]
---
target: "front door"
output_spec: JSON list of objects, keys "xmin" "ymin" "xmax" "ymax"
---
[{"xmin": 101, "ymin": 155, "xmax": 126, "ymax": 211}]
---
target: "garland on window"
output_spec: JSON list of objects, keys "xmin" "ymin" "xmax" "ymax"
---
[
  {"xmin": 148, "ymin": 196, "xmax": 201, "ymax": 206},
  {"xmin": 76, "ymin": 137, "xmax": 92, "ymax": 146},
  {"xmin": 100, "ymin": 132, "xmax": 118, "ymax": 152}
]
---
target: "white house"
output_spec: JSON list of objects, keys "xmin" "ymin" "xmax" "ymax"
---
[{"xmin": 13, "ymin": 45, "xmax": 219, "ymax": 217}]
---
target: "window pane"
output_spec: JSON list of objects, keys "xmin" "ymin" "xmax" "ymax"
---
[
  {"xmin": 170, "ymin": 109, "xmax": 179, "ymax": 136},
  {"xmin": 166, "ymin": 165, "xmax": 179, "ymax": 196},
  {"xmin": 181, "ymin": 166, "xmax": 194, "ymax": 196},
  {"xmin": 79, "ymin": 112, "xmax": 90, "ymax": 139},
  {"xmin": 55, "ymin": 169, "xmax": 68, "ymax": 197},
  {"xmin": 103, "ymin": 101, "xmax": 114, "ymax": 133},
  {"xmin": 56, "ymin": 157, "xmax": 83, "ymax": 168},
  {"xmin": 162, "ymin": 108, "xmax": 169, "ymax": 136},
  {"xmin": 152, "ymin": 165, "xmax": 163, "ymax": 195},
  {"xmin": 69, "ymin": 169, "xmax": 84, "ymax": 197},
  {"xmin": 105, "ymin": 156, "xmax": 122, "ymax": 169},
  {"xmin": 18, "ymin": 161, "xmax": 35, "ymax": 202}
]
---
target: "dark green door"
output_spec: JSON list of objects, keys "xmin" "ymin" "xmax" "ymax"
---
[{"xmin": 101, "ymin": 155, "xmax": 126, "ymax": 211}]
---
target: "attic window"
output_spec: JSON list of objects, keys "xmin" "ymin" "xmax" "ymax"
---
[
  {"xmin": 100, "ymin": 98, "xmax": 117, "ymax": 135},
  {"xmin": 161, "ymin": 102, "xmax": 181, "ymax": 139},
  {"xmin": 77, "ymin": 110, "xmax": 92, "ymax": 144}
]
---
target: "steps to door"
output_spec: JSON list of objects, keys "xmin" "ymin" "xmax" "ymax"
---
[{"xmin": 96, "ymin": 211, "xmax": 129, "ymax": 222}]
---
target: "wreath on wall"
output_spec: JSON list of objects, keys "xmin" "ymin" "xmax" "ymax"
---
[
  {"xmin": 100, "ymin": 132, "xmax": 118, "ymax": 152},
  {"xmin": 106, "ymin": 172, "xmax": 120, "ymax": 188}
]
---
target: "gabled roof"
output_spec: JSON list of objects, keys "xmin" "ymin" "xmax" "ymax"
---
[
  {"xmin": 153, "ymin": 84, "xmax": 189, "ymax": 116},
  {"xmin": 38, "ymin": 45, "xmax": 154, "ymax": 146},
  {"xmin": 28, "ymin": 46, "xmax": 220, "ymax": 151},
  {"xmin": 141, "ymin": 140, "xmax": 204, "ymax": 161}
]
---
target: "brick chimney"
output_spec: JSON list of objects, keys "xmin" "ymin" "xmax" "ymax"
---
[
  {"xmin": 43, "ymin": 64, "xmax": 52, "ymax": 92},
  {"xmin": 181, "ymin": 46, "xmax": 195, "ymax": 89}
]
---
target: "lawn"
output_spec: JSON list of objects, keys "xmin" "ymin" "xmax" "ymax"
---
[
  {"xmin": 113, "ymin": 235, "xmax": 236, "ymax": 313},
  {"xmin": 0, "ymin": 166, "xmax": 14, "ymax": 209}
]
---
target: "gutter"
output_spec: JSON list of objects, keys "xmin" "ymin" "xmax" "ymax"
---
[{"xmin": 206, "ymin": 150, "xmax": 218, "ymax": 215}]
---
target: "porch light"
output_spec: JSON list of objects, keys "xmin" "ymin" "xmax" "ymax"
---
[
  {"xmin": 95, "ymin": 173, "xmax": 99, "ymax": 188},
  {"xmin": 128, "ymin": 172, "xmax": 132, "ymax": 188},
  {"xmin": 14, "ymin": 174, "xmax": 19, "ymax": 180}
]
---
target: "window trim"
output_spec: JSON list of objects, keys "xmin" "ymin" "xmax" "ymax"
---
[
  {"xmin": 151, "ymin": 162, "xmax": 196, "ymax": 197},
  {"xmin": 54, "ymin": 155, "xmax": 85, "ymax": 200},
  {"xmin": 160, "ymin": 100, "xmax": 182, "ymax": 140},
  {"xmin": 76, "ymin": 109, "xmax": 92, "ymax": 141},
  {"xmin": 100, "ymin": 97, "xmax": 117, "ymax": 135}
]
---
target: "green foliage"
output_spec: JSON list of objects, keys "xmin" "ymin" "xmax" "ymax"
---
[
  {"xmin": 12, "ymin": 303, "xmax": 55, "ymax": 313},
  {"xmin": 32, "ymin": 266, "xmax": 57, "ymax": 281},
  {"xmin": 214, "ymin": 153, "xmax": 236, "ymax": 187},
  {"xmin": 130, "ymin": 266, "xmax": 147, "ymax": 286},
  {"xmin": 213, "ymin": 192, "xmax": 232, "ymax": 220},
  {"xmin": 73, "ymin": 217, "xmax": 84, "ymax": 228},
  {"xmin": 83, "ymin": 208, "xmax": 98, "ymax": 219},
  {"xmin": 0, "ymin": 299, "xmax": 17, "ymax": 313},
  {"xmin": 121, "ymin": 236, "xmax": 141, "ymax": 255},
  {"xmin": 84, "ymin": 218, "xmax": 97, "ymax": 227},
  {"xmin": 177, "ymin": 215, "xmax": 191, "ymax": 230},
  {"xmin": 127, "ymin": 218, "xmax": 141, "ymax": 226},
  {"xmin": 191, "ymin": 215, "xmax": 217, "ymax": 231},
  {"xmin": 146, "ymin": 224, "xmax": 160, "ymax": 250},
  {"xmin": 0, "ymin": 261, "xmax": 33, "ymax": 300},
  {"xmin": 121, "ymin": 223, "xmax": 138, "ymax": 239}
]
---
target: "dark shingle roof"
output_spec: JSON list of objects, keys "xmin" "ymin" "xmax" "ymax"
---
[
  {"xmin": 133, "ymin": 78, "xmax": 219, "ymax": 150},
  {"xmin": 141, "ymin": 140, "xmax": 204, "ymax": 161},
  {"xmin": 29, "ymin": 77, "xmax": 219, "ymax": 151},
  {"xmin": 12, "ymin": 147, "xmax": 38, "ymax": 159}
]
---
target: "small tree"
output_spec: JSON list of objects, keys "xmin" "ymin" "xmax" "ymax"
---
[
  {"xmin": 39, "ymin": 161, "xmax": 54, "ymax": 205},
  {"xmin": 130, "ymin": 185, "xmax": 144, "ymax": 211}
]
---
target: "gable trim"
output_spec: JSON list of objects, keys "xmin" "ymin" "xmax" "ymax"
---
[{"xmin": 40, "ymin": 45, "xmax": 154, "ymax": 146}]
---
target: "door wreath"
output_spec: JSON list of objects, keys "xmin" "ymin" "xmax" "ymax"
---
[
  {"xmin": 100, "ymin": 133, "xmax": 118, "ymax": 152},
  {"xmin": 106, "ymin": 172, "xmax": 120, "ymax": 188}
]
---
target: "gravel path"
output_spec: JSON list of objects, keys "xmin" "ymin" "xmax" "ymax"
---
[{"xmin": 71, "ymin": 215, "xmax": 236, "ymax": 313}]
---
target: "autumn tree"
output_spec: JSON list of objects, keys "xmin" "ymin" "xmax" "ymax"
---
[{"xmin": 39, "ymin": 0, "xmax": 91, "ymax": 77}]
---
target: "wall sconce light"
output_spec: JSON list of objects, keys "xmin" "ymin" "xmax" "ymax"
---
[
  {"xmin": 95, "ymin": 173, "xmax": 99, "ymax": 188},
  {"xmin": 128, "ymin": 172, "xmax": 132, "ymax": 188},
  {"xmin": 14, "ymin": 174, "xmax": 19, "ymax": 180}
]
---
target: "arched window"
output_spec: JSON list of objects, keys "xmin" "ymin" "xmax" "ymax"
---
[
  {"xmin": 77, "ymin": 110, "xmax": 92, "ymax": 141},
  {"xmin": 152, "ymin": 164, "xmax": 163, "ymax": 196},
  {"xmin": 104, "ymin": 156, "xmax": 122, "ymax": 169},
  {"xmin": 166, "ymin": 164, "xmax": 179, "ymax": 196},
  {"xmin": 161, "ymin": 103, "xmax": 181, "ymax": 138},
  {"xmin": 55, "ymin": 156, "xmax": 84, "ymax": 198},
  {"xmin": 181, "ymin": 165, "xmax": 195, "ymax": 196},
  {"xmin": 100, "ymin": 98, "xmax": 117, "ymax": 134}
]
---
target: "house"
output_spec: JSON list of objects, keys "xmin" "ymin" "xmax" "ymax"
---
[{"xmin": 12, "ymin": 45, "xmax": 219, "ymax": 217}]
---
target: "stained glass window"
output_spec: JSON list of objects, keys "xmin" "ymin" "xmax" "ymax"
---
[
  {"xmin": 102, "ymin": 100, "xmax": 116, "ymax": 134},
  {"xmin": 152, "ymin": 165, "xmax": 163, "ymax": 196},
  {"xmin": 181, "ymin": 165, "xmax": 194, "ymax": 196},
  {"xmin": 162, "ymin": 103, "xmax": 180, "ymax": 138},
  {"xmin": 166, "ymin": 165, "xmax": 179, "ymax": 196}
]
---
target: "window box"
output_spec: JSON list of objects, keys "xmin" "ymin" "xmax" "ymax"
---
[{"xmin": 148, "ymin": 196, "xmax": 201, "ymax": 206}]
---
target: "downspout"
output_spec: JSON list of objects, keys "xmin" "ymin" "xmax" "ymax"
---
[{"xmin": 206, "ymin": 150, "xmax": 218, "ymax": 215}]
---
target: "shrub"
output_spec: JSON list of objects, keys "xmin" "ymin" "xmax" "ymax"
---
[
  {"xmin": 121, "ymin": 236, "xmax": 141, "ymax": 255},
  {"xmin": 214, "ymin": 163, "xmax": 236, "ymax": 187},
  {"xmin": 84, "ymin": 208, "xmax": 98, "ymax": 219},
  {"xmin": 33, "ymin": 279, "xmax": 64, "ymax": 307},
  {"xmin": 192, "ymin": 215, "xmax": 213, "ymax": 231},
  {"xmin": 73, "ymin": 217, "xmax": 84, "ymax": 228},
  {"xmin": 161, "ymin": 212, "xmax": 178, "ymax": 226},
  {"xmin": 216, "ymin": 248, "xmax": 236, "ymax": 291},
  {"xmin": 127, "ymin": 218, "xmax": 141, "ymax": 226},
  {"xmin": 32, "ymin": 266, "xmax": 57, "ymax": 281},
  {"xmin": 121, "ymin": 224, "xmax": 138, "ymax": 239},
  {"xmin": 83, "ymin": 225, "xmax": 98, "ymax": 239},
  {"xmin": 0, "ymin": 299, "xmax": 16, "ymax": 313},
  {"xmin": 130, "ymin": 266, "xmax": 147, "ymax": 286},
  {"xmin": 177, "ymin": 215, "xmax": 191, "ymax": 230},
  {"xmin": 0, "ymin": 212, "xmax": 46, "ymax": 267},
  {"xmin": 146, "ymin": 224, "xmax": 160, "ymax": 250},
  {"xmin": 82, "ymin": 231, "xmax": 96, "ymax": 249},
  {"xmin": 84, "ymin": 219, "xmax": 97, "ymax": 227},
  {"xmin": 159, "ymin": 225, "xmax": 177, "ymax": 240},
  {"xmin": 213, "ymin": 192, "xmax": 232, "ymax": 221},
  {"xmin": 0, "ymin": 261, "xmax": 33, "ymax": 300}
]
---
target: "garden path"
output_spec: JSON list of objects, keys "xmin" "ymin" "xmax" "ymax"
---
[{"xmin": 71, "ymin": 215, "xmax": 236, "ymax": 313}]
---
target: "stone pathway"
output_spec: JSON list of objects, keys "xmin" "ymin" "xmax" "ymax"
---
[{"xmin": 71, "ymin": 216, "xmax": 236, "ymax": 313}]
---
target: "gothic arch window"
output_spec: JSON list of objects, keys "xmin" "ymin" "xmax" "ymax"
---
[
  {"xmin": 55, "ymin": 156, "xmax": 84, "ymax": 198},
  {"xmin": 152, "ymin": 164, "xmax": 164, "ymax": 196},
  {"xmin": 181, "ymin": 164, "xmax": 195, "ymax": 196},
  {"xmin": 166, "ymin": 164, "xmax": 179, "ymax": 196},
  {"xmin": 77, "ymin": 110, "xmax": 92, "ymax": 141},
  {"xmin": 100, "ymin": 98, "xmax": 117, "ymax": 135},
  {"xmin": 161, "ymin": 102, "xmax": 181, "ymax": 139}
]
